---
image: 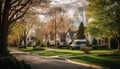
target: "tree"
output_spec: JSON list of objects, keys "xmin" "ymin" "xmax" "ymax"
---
[
  {"xmin": 34, "ymin": 21, "xmax": 47, "ymax": 43},
  {"xmin": 0, "ymin": 0, "xmax": 31, "ymax": 56},
  {"xmin": 9, "ymin": 21, "xmax": 26, "ymax": 47},
  {"xmin": 47, "ymin": 15, "xmax": 75, "ymax": 33},
  {"xmin": 86, "ymin": 21, "xmax": 112, "ymax": 48},
  {"xmin": 0, "ymin": 0, "xmax": 51, "ymax": 56},
  {"xmin": 9, "ymin": 13, "xmax": 41, "ymax": 48},
  {"xmin": 92, "ymin": 38, "xmax": 98, "ymax": 45},
  {"xmin": 87, "ymin": 0, "xmax": 120, "ymax": 50},
  {"xmin": 47, "ymin": 6, "xmax": 66, "ymax": 47},
  {"xmin": 74, "ymin": 4, "xmax": 89, "ymax": 27},
  {"xmin": 76, "ymin": 22, "xmax": 85, "ymax": 39}
]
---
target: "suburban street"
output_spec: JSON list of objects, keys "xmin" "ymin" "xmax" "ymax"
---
[
  {"xmin": 0, "ymin": 0, "xmax": 119, "ymax": 69},
  {"xmin": 11, "ymin": 51, "xmax": 96, "ymax": 69}
]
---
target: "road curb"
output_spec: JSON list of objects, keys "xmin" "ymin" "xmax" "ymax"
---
[
  {"xmin": 47, "ymin": 56, "xmax": 110, "ymax": 69},
  {"xmin": 66, "ymin": 59, "xmax": 110, "ymax": 69}
]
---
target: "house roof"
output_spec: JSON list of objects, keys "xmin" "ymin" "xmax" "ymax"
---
[
  {"xmin": 59, "ymin": 33, "xmax": 66, "ymax": 42},
  {"xmin": 68, "ymin": 29, "xmax": 76, "ymax": 41},
  {"xmin": 48, "ymin": 31, "xmax": 55, "ymax": 40},
  {"xmin": 43, "ymin": 29, "xmax": 76, "ymax": 43}
]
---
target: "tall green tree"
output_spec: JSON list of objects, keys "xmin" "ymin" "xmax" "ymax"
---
[
  {"xmin": 76, "ymin": 22, "xmax": 85, "ymax": 39},
  {"xmin": 87, "ymin": 0, "xmax": 120, "ymax": 50}
]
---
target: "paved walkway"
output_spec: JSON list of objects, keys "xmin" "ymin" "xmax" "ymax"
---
[{"xmin": 9, "ymin": 48, "xmax": 107, "ymax": 69}]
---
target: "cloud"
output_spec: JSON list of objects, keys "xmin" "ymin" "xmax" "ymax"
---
[
  {"xmin": 38, "ymin": 0, "xmax": 88, "ymax": 26},
  {"xmin": 50, "ymin": 0, "xmax": 88, "ymax": 7},
  {"xmin": 50, "ymin": 0, "xmax": 88, "ymax": 17}
]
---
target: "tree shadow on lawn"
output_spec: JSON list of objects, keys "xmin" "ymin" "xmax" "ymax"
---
[
  {"xmin": 19, "ymin": 48, "xmax": 84, "ymax": 56},
  {"xmin": 70, "ymin": 56, "xmax": 120, "ymax": 69},
  {"xmin": 37, "ymin": 51, "xmax": 84, "ymax": 56}
]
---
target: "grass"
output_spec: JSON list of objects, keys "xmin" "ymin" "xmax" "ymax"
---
[
  {"xmin": 69, "ymin": 55, "xmax": 120, "ymax": 69},
  {"xmin": 15, "ymin": 47, "xmax": 120, "ymax": 69},
  {"xmin": 17, "ymin": 47, "xmax": 84, "ymax": 56},
  {"xmin": 17, "ymin": 47, "xmax": 113, "ymax": 56}
]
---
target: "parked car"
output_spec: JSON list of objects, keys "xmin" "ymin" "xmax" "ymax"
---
[{"xmin": 69, "ymin": 39, "xmax": 86, "ymax": 50}]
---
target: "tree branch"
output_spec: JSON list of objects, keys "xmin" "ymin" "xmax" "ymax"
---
[
  {"xmin": 9, "ymin": 0, "xmax": 31, "ymax": 25},
  {"xmin": 9, "ymin": 6, "xmax": 29, "ymax": 25},
  {"xmin": 10, "ymin": 0, "xmax": 18, "ymax": 5}
]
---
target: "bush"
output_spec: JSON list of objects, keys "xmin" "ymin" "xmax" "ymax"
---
[
  {"xmin": 69, "ymin": 42, "xmax": 72, "ymax": 45},
  {"xmin": 80, "ymin": 46, "xmax": 92, "ymax": 54},
  {"xmin": 98, "ymin": 53, "xmax": 120, "ymax": 56},
  {"xmin": 47, "ymin": 42, "xmax": 50, "ymax": 47},
  {"xmin": 27, "ymin": 42, "xmax": 32, "ymax": 47},
  {"xmin": 98, "ymin": 50, "xmax": 120, "ymax": 56},
  {"xmin": 36, "ymin": 40, "xmax": 41, "ymax": 46},
  {"xmin": 57, "ymin": 44, "xmax": 69, "ymax": 49},
  {"xmin": 32, "ymin": 40, "xmax": 41, "ymax": 48},
  {"xmin": 0, "ymin": 55, "xmax": 31, "ymax": 69},
  {"xmin": 92, "ymin": 38, "xmax": 98, "ymax": 45},
  {"xmin": 18, "ymin": 46, "xmax": 24, "ymax": 48},
  {"xmin": 92, "ymin": 45, "xmax": 108, "ymax": 50},
  {"xmin": 41, "ymin": 43, "xmax": 46, "ymax": 47},
  {"xmin": 32, "ymin": 46, "xmax": 45, "ymax": 50}
]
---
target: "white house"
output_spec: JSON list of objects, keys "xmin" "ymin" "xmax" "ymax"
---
[{"xmin": 43, "ymin": 30, "xmax": 76, "ymax": 45}]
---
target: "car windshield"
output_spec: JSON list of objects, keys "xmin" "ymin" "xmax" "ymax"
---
[{"xmin": 73, "ymin": 41, "xmax": 86, "ymax": 45}]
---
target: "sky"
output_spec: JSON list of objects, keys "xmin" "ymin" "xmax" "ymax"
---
[
  {"xmin": 50, "ymin": 0, "xmax": 88, "ymax": 15},
  {"xmin": 50, "ymin": 0, "xmax": 88, "ymax": 26},
  {"xmin": 38, "ymin": 0, "xmax": 88, "ymax": 26}
]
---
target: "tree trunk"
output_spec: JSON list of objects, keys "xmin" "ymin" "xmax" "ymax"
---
[
  {"xmin": 116, "ymin": 39, "xmax": 120, "ymax": 51},
  {"xmin": 97, "ymin": 39, "xmax": 100, "ymax": 45},
  {"xmin": 0, "ymin": 0, "xmax": 11, "ymax": 56},
  {"xmin": 19, "ymin": 36, "xmax": 23, "ymax": 47},
  {"xmin": 55, "ymin": 17, "xmax": 57, "ymax": 47},
  {"xmin": 0, "ymin": 0, "xmax": 2, "ymax": 48},
  {"xmin": 23, "ymin": 35, "xmax": 27, "ymax": 48},
  {"xmin": 23, "ymin": 38, "xmax": 26, "ymax": 48},
  {"xmin": 0, "ymin": 26, "xmax": 9, "ymax": 56},
  {"xmin": 107, "ymin": 37, "xmax": 111, "ymax": 49}
]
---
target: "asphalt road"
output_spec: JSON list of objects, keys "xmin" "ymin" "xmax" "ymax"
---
[{"xmin": 11, "ymin": 52, "xmax": 96, "ymax": 69}]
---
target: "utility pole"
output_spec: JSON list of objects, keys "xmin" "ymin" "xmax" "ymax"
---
[{"xmin": 55, "ymin": 16, "xmax": 57, "ymax": 47}]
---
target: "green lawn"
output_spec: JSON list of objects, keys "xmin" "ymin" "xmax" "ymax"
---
[
  {"xmin": 16, "ymin": 47, "xmax": 120, "ymax": 69},
  {"xmin": 17, "ymin": 47, "xmax": 84, "ymax": 56},
  {"xmin": 69, "ymin": 55, "xmax": 120, "ymax": 69},
  {"xmin": 17, "ymin": 47, "xmax": 113, "ymax": 56}
]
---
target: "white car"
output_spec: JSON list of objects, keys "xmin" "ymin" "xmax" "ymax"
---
[{"xmin": 69, "ymin": 39, "xmax": 86, "ymax": 50}]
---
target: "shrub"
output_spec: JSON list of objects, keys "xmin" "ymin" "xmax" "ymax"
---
[
  {"xmin": 47, "ymin": 42, "xmax": 50, "ymax": 47},
  {"xmin": 98, "ymin": 50, "xmax": 120, "ymax": 56},
  {"xmin": 92, "ymin": 45, "xmax": 108, "ymax": 50},
  {"xmin": 69, "ymin": 42, "xmax": 72, "ymax": 45},
  {"xmin": 32, "ymin": 46, "xmax": 45, "ymax": 50},
  {"xmin": 92, "ymin": 38, "xmax": 98, "ymax": 45},
  {"xmin": 41, "ymin": 43, "xmax": 46, "ymax": 47},
  {"xmin": 101, "ymin": 46, "xmax": 108, "ymax": 49},
  {"xmin": 80, "ymin": 46, "xmax": 92, "ymax": 54},
  {"xmin": 27, "ymin": 42, "xmax": 32, "ymax": 47},
  {"xmin": 57, "ymin": 42, "xmax": 60, "ymax": 45},
  {"xmin": 113, "ymin": 50, "xmax": 120, "ymax": 54},
  {"xmin": 57, "ymin": 44, "xmax": 69, "ymax": 49},
  {"xmin": 86, "ymin": 39, "xmax": 90, "ymax": 46},
  {"xmin": 98, "ymin": 53, "xmax": 120, "ymax": 56},
  {"xmin": 36, "ymin": 40, "xmax": 41, "ymax": 46},
  {"xmin": 0, "ymin": 55, "xmax": 31, "ymax": 69},
  {"xmin": 92, "ymin": 45, "xmax": 100, "ymax": 50},
  {"xmin": 57, "ymin": 45, "xmax": 63, "ymax": 48},
  {"xmin": 32, "ymin": 40, "xmax": 41, "ymax": 48}
]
